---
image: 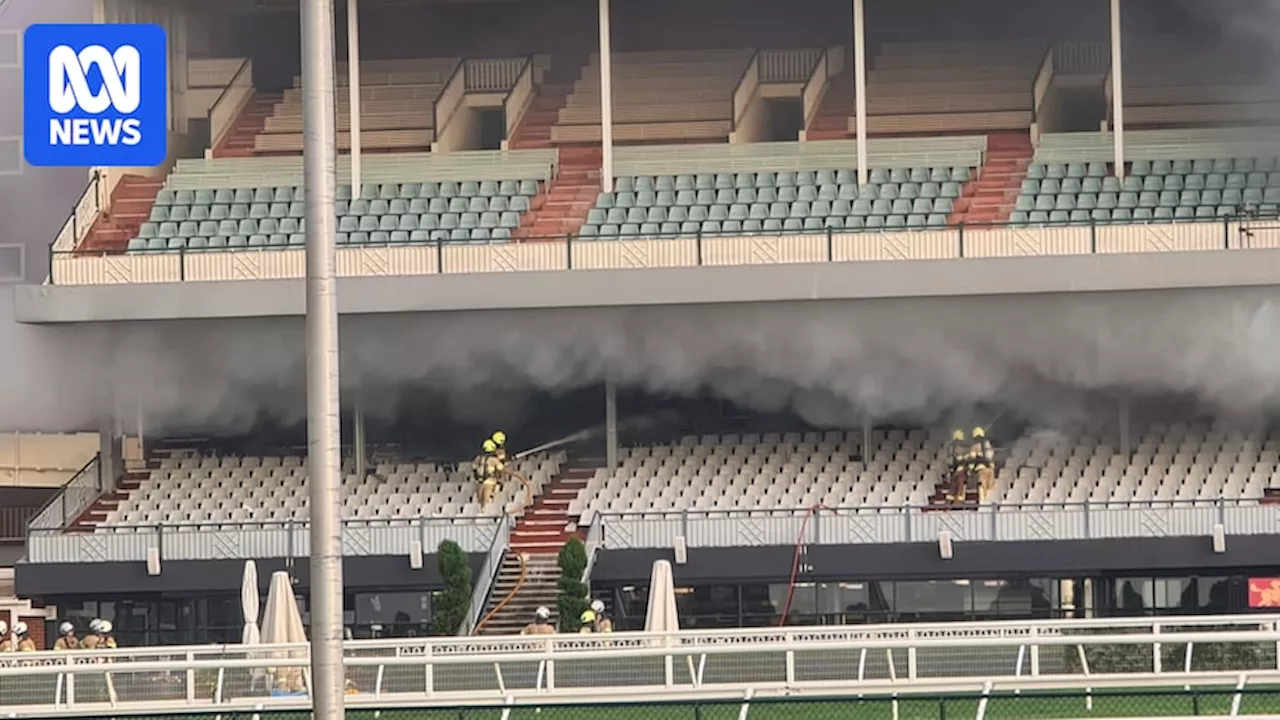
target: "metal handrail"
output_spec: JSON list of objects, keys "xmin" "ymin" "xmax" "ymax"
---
[{"xmin": 25, "ymin": 453, "xmax": 101, "ymax": 532}]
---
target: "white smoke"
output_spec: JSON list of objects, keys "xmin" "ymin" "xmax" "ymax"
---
[{"xmin": 1, "ymin": 285, "xmax": 1278, "ymax": 434}]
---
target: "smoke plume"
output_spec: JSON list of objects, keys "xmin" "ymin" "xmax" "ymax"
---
[{"xmin": 2, "ymin": 284, "xmax": 1280, "ymax": 434}]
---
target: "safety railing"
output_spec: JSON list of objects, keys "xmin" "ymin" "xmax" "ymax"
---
[
  {"xmin": 24, "ymin": 515, "xmax": 502, "ymax": 564},
  {"xmin": 757, "ymin": 49, "xmax": 823, "ymax": 83},
  {"xmin": 730, "ymin": 52, "xmax": 760, "ymax": 132},
  {"xmin": 50, "ymin": 171, "xmax": 103, "ymax": 255},
  {"xmin": 207, "ymin": 59, "xmax": 254, "ymax": 154},
  {"xmin": 24, "ymin": 454, "xmax": 101, "ymax": 532},
  {"xmin": 503, "ymin": 57, "xmax": 536, "ymax": 140},
  {"xmin": 46, "ymin": 214, "xmax": 1277, "ymax": 286},
  {"xmin": 5, "ymin": 612, "xmax": 1275, "ymax": 667},
  {"xmin": 590, "ymin": 497, "xmax": 1280, "ymax": 550},
  {"xmin": 465, "ymin": 57, "xmax": 528, "ymax": 92},
  {"xmin": 460, "ymin": 514, "xmax": 512, "ymax": 635},
  {"xmin": 582, "ymin": 520, "xmax": 603, "ymax": 586},
  {"xmin": 2, "ymin": 618, "xmax": 1280, "ymax": 713}
]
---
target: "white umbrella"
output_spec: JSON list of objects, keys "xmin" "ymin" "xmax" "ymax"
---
[
  {"xmin": 644, "ymin": 559, "xmax": 679, "ymax": 633},
  {"xmin": 261, "ymin": 571, "xmax": 308, "ymax": 694},
  {"xmin": 241, "ymin": 560, "xmax": 261, "ymax": 646}
]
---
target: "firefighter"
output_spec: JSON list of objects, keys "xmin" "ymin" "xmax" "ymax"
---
[
  {"xmin": 521, "ymin": 606, "xmax": 556, "ymax": 635},
  {"xmin": 970, "ymin": 426, "xmax": 996, "ymax": 503},
  {"xmin": 589, "ymin": 600, "xmax": 613, "ymax": 633},
  {"xmin": 53, "ymin": 621, "xmax": 79, "ymax": 651},
  {"xmin": 947, "ymin": 429, "xmax": 969, "ymax": 502},
  {"xmin": 82, "ymin": 619, "xmax": 103, "ymax": 650},
  {"xmin": 98, "ymin": 620, "xmax": 118, "ymax": 650},
  {"xmin": 476, "ymin": 438, "xmax": 501, "ymax": 506},
  {"xmin": 0, "ymin": 620, "xmax": 11, "ymax": 652},
  {"xmin": 578, "ymin": 607, "xmax": 597, "ymax": 633},
  {"xmin": 13, "ymin": 622, "xmax": 35, "ymax": 652}
]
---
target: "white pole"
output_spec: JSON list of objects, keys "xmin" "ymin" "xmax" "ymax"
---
[
  {"xmin": 853, "ymin": 0, "xmax": 868, "ymax": 186},
  {"xmin": 346, "ymin": 0, "xmax": 363, "ymax": 193},
  {"xmin": 605, "ymin": 381, "xmax": 618, "ymax": 472},
  {"xmin": 1109, "ymin": 0, "xmax": 1125, "ymax": 179},
  {"xmin": 597, "ymin": 0, "xmax": 614, "ymax": 193},
  {"xmin": 301, "ymin": 1, "xmax": 345, "ymax": 720}
]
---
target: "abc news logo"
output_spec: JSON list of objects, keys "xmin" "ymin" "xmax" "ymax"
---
[
  {"xmin": 48, "ymin": 44, "xmax": 144, "ymax": 147},
  {"xmin": 24, "ymin": 24, "xmax": 167, "ymax": 168}
]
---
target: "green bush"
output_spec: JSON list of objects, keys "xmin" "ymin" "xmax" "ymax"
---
[
  {"xmin": 430, "ymin": 540, "xmax": 473, "ymax": 636},
  {"xmin": 556, "ymin": 537, "xmax": 590, "ymax": 632}
]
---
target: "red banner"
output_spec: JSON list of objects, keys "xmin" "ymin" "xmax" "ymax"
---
[{"xmin": 1248, "ymin": 578, "xmax": 1280, "ymax": 608}]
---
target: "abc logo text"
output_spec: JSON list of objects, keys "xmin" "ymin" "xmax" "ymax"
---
[{"xmin": 24, "ymin": 24, "xmax": 167, "ymax": 168}]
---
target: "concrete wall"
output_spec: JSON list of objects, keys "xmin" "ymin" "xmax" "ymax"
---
[{"xmin": 0, "ymin": 433, "xmax": 99, "ymax": 487}]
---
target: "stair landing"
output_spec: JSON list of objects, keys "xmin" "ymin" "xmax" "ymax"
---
[
  {"xmin": 77, "ymin": 175, "xmax": 164, "ymax": 255},
  {"xmin": 806, "ymin": 71, "xmax": 854, "ymax": 141},
  {"xmin": 515, "ymin": 145, "xmax": 600, "ymax": 240},
  {"xmin": 951, "ymin": 131, "xmax": 1034, "ymax": 226},
  {"xmin": 66, "ymin": 471, "xmax": 146, "ymax": 532},
  {"xmin": 213, "ymin": 94, "xmax": 281, "ymax": 159}
]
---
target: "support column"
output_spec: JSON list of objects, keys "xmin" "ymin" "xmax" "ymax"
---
[
  {"xmin": 354, "ymin": 399, "xmax": 367, "ymax": 480},
  {"xmin": 300, "ymin": 0, "xmax": 345, "ymax": 719},
  {"xmin": 1109, "ymin": 0, "xmax": 1125, "ymax": 179},
  {"xmin": 597, "ymin": 0, "xmax": 614, "ymax": 193},
  {"xmin": 98, "ymin": 421, "xmax": 121, "ymax": 494},
  {"xmin": 605, "ymin": 381, "xmax": 619, "ymax": 472},
  {"xmin": 853, "ymin": 0, "xmax": 868, "ymax": 186},
  {"xmin": 136, "ymin": 396, "xmax": 146, "ymax": 466},
  {"xmin": 861, "ymin": 418, "xmax": 872, "ymax": 461},
  {"xmin": 346, "ymin": 0, "xmax": 363, "ymax": 193},
  {"xmin": 1118, "ymin": 397, "xmax": 1131, "ymax": 457}
]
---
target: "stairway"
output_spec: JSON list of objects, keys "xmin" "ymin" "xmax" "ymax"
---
[
  {"xmin": 805, "ymin": 71, "xmax": 855, "ymax": 141},
  {"xmin": 514, "ymin": 145, "xmax": 601, "ymax": 240},
  {"xmin": 76, "ymin": 175, "xmax": 165, "ymax": 254},
  {"xmin": 66, "ymin": 469, "xmax": 146, "ymax": 532},
  {"xmin": 475, "ymin": 552, "xmax": 561, "ymax": 635},
  {"xmin": 950, "ymin": 132, "xmax": 1034, "ymax": 226},
  {"xmin": 510, "ymin": 460, "xmax": 595, "ymax": 553},
  {"xmin": 507, "ymin": 55, "xmax": 586, "ymax": 150},
  {"xmin": 212, "ymin": 93, "xmax": 281, "ymax": 158}
]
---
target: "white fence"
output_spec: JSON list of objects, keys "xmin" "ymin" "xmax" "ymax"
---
[{"xmin": 2, "ymin": 614, "xmax": 1278, "ymax": 716}]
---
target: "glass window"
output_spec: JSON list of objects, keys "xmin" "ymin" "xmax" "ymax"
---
[
  {"xmin": 1197, "ymin": 576, "xmax": 1230, "ymax": 614},
  {"xmin": 1114, "ymin": 577, "xmax": 1192, "ymax": 614},
  {"xmin": 353, "ymin": 592, "xmax": 431, "ymax": 638},
  {"xmin": 677, "ymin": 585, "xmax": 741, "ymax": 628},
  {"xmin": 894, "ymin": 580, "xmax": 972, "ymax": 621}
]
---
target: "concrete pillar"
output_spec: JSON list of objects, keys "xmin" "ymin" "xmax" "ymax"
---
[{"xmin": 605, "ymin": 381, "xmax": 618, "ymax": 472}]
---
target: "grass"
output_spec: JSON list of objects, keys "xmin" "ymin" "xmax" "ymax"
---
[{"xmin": 38, "ymin": 688, "xmax": 1278, "ymax": 720}]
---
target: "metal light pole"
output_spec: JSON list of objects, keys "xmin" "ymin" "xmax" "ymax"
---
[{"xmin": 301, "ymin": 1, "xmax": 345, "ymax": 720}]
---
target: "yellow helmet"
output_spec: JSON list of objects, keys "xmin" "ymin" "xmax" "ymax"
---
[
  {"xmin": 952, "ymin": 429, "xmax": 966, "ymax": 441},
  {"xmin": 491, "ymin": 431, "xmax": 506, "ymax": 447},
  {"xmin": 972, "ymin": 427, "xmax": 986, "ymax": 438},
  {"xmin": 483, "ymin": 439, "xmax": 497, "ymax": 453},
  {"xmin": 580, "ymin": 609, "xmax": 596, "ymax": 623}
]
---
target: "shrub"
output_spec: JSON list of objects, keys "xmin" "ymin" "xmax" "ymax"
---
[
  {"xmin": 430, "ymin": 540, "xmax": 473, "ymax": 636},
  {"xmin": 556, "ymin": 537, "xmax": 590, "ymax": 632}
]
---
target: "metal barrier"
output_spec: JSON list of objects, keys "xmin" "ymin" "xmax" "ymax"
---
[
  {"xmin": 2, "ymin": 615, "xmax": 1279, "ymax": 715},
  {"xmin": 25, "ymin": 515, "xmax": 505, "ymax": 564},
  {"xmin": 591, "ymin": 498, "xmax": 1280, "ymax": 549},
  {"xmin": 25, "ymin": 456, "xmax": 101, "ymax": 533}
]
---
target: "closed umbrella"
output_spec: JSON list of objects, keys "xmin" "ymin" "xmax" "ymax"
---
[
  {"xmin": 261, "ymin": 571, "xmax": 308, "ymax": 694},
  {"xmin": 241, "ymin": 560, "xmax": 261, "ymax": 646},
  {"xmin": 644, "ymin": 559, "xmax": 679, "ymax": 633}
]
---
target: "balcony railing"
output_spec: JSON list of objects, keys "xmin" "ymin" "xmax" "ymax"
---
[
  {"xmin": 590, "ymin": 498, "xmax": 1280, "ymax": 550},
  {"xmin": 24, "ymin": 515, "xmax": 505, "ymax": 564},
  {"xmin": 47, "ymin": 215, "xmax": 1279, "ymax": 286}
]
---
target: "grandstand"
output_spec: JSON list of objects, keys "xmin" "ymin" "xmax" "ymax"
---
[{"xmin": 12, "ymin": 0, "xmax": 1280, "ymax": 681}]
